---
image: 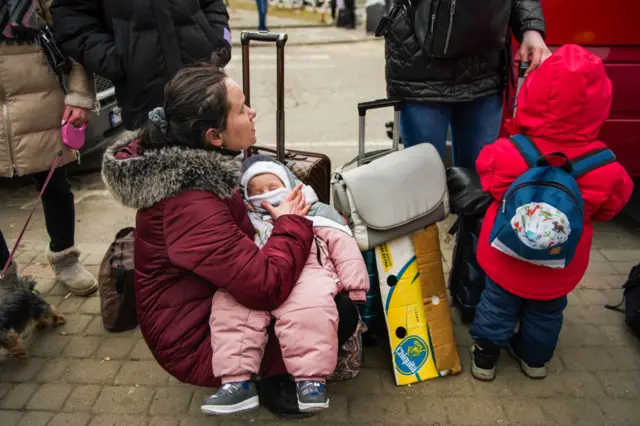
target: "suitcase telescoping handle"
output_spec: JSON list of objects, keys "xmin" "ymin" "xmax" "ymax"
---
[
  {"xmin": 241, "ymin": 31, "xmax": 288, "ymax": 161},
  {"xmin": 513, "ymin": 61, "xmax": 530, "ymax": 118},
  {"xmin": 357, "ymin": 98, "xmax": 402, "ymax": 166}
]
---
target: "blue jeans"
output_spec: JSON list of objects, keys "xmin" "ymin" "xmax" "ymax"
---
[
  {"xmin": 470, "ymin": 277, "xmax": 568, "ymax": 366},
  {"xmin": 256, "ymin": 0, "xmax": 268, "ymax": 31},
  {"xmin": 400, "ymin": 94, "xmax": 504, "ymax": 169}
]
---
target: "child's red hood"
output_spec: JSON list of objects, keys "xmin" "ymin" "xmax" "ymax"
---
[{"xmin": 510, "ymin": 44, "xmax": 612, "ymax": 143}]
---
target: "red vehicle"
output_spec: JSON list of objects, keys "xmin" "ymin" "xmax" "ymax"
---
[
  {"xmin": 505, "ymin": 1, "xmax": 640, "ymax": 175},
  {"xmin": 502, "ymin": 0, "xmax": 640, "ymax": 214}
]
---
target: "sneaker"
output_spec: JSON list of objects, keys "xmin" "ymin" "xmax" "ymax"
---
[
  {"xmin": 296, "ymin": 380, "xmax": 329, "ymax": 412},
  {"xmin": 470, "ymin": 341, "xmax": 499, "ymax": 381},
  {"xmin": 506, "ymin": 344, "xmax": 548, "ymax": 379},
  {"xmin": 201, "ymin": 381, "xmax": 259, "ymax": 415}
]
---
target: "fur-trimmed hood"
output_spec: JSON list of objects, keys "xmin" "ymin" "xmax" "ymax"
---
[{"xmin": 101, "ymin": 136, "xmax": 241, "ymax": 209}]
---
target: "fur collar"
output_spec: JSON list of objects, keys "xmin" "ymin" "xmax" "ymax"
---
[{"xmin": 101, "ymin": 136, "xmax": 241, "ymax": 209}]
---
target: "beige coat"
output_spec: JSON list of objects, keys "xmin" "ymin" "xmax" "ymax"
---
[{"xmin": 0, "ymin": 0, "xmax": 95, "ymax": 178}]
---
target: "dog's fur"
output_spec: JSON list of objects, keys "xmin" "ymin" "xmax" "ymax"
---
[
  {"xmin": 101, "ymin": 137, "xmax": 241, "ymax": 210},
  {"xmin": 0, "ymin": 263, "xmax": 65, "ymax": 358}
]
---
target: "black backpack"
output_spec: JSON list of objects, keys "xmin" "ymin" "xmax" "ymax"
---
[
  {"xmin": 446, "ymin": 167, "xmax": 493, "ymax": 324},
  {"xmin": 606, "ymin": 264, "xmax": 640, "ymax": 338}
]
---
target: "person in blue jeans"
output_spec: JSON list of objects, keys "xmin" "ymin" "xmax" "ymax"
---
[
  {"xmin": 400, "ymin": 95, "xmax": 505, "ymax": 169},
  {"xmin": 380, "ymin": 0, "xmax": 552, "ymax": 168},
  {"xmin": 257, "ymin": 0, "xmax": 268, "ymax": 32}
]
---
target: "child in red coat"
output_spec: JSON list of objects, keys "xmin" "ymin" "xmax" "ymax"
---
[{"xmin": 470, "ymin": 44, "xmax": 634, "ymax": 381}]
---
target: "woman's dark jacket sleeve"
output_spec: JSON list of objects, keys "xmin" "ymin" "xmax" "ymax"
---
[{"xmin": 51, "ymin": 0, "xmax": 123, "ymax": 82}]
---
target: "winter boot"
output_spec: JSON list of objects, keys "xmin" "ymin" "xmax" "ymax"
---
[
  {"xmin": 506, "ymin": 343, "xmax": 548, "ymax": 380},
  {"xmin": 47, "ymin": 246, "xmax": 97, "ymax": 296},
  {"xmin": 470, "ymin": 339, "xmax": 500, "ymax": 381}
]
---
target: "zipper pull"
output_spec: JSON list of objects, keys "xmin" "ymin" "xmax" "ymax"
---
[
  {"xmin": 76, "ymin": 150, "xmax": 81, "ymax": 165},
  {"xmin": 502, "ymin": 198, "xmax": 506, "ymax": 213}
]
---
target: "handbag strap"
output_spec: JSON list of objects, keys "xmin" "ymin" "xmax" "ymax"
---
[{"xmin": 0, "ymin": 152, "xmax": 63, "ymax": 279}]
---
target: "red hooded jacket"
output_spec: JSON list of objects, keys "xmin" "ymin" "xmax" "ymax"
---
[
  {"xmin": 101, "ymin": 139, "xmax": 314, "ymax": 387},
  {"xmin": 476, "ymin": 44, "xmax": 634, "ymax": 300}
]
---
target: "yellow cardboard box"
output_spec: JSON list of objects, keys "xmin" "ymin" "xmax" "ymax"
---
[{"xmin": 375, "ymin": 224, "xmax": 461, "ymax": 386}]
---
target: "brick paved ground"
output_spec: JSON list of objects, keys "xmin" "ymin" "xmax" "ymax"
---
[{"xmin": 2, "ymin": 214, "xmax": 639, "ymax": 426}]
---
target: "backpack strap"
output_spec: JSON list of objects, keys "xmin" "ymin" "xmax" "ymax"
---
[
  {"xmin": 571, "ymin": 148, "xmax": 617, "ymax": 179},
  {"xmin": 509, "ymin": 134, "xmax": 543, "ymax": 168}
]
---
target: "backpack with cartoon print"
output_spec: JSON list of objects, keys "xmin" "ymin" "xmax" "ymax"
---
[{"xmin": 490, "ymin": 134, "xmax": 616, "ymax": 269}]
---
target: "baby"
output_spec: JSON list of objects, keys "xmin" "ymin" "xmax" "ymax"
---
[{"xmin": 203, "ymin": 155, "xmax": 369, "ymax": 416}]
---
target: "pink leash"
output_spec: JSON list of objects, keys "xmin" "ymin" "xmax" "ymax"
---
[{"xmin": 0, "ymin": 151, "xmax": 63, "ymax": 279}]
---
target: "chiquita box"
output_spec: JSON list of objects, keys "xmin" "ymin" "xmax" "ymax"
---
[{"xmin": 375, "ymin": 224, "xmax": 461, "ymax": 386}]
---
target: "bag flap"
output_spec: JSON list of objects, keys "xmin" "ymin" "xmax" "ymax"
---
[
  {"xmin": 339, "ymin": 144, "xmax": 446, "ymax": 230},
  {"xmin": 446, "ymin": 167, "xmax": 493, "ymax": 216}
]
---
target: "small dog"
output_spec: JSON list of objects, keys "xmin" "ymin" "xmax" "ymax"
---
[{"xmin": 1, "ymin": 262, "xmax": 66, "ymax": 358}]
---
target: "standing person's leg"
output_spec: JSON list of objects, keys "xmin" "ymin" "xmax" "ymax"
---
[
  {"xmin": 399, "ymin": 102, "xmax": 452, "ymax": 159},
  {"xmin": 450, "ymin": 93, "xmax": 504, "ymax": 169},
  {"xmin": 33, "ymin": 167, "xmax": 75, "ymax": 252},
  {"xmin": 256, "ymin": 0, "xmax": 268, "ymax": 32},
  {"xmin": 204, "ymin": 290, "xmax": 271, "ymax": 415},
  {"xmin": 0, "ymin": 229, "xmax": 10, "ymax": 268},
  {"xmin": 469, "ymin": 276, "xmax": 522, "ymax": 381},
  {"xmin": 31, "ymin": 166, "xmax": 97, "ymax": 296},
  {"xmin": 507, "ymin": 295, "xmax": 568, "ymax": 379}
]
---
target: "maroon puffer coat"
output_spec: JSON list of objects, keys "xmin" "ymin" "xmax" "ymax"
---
[{"xmin": 101, "ymin": 138, "xmax": 313, "ymax": 387}]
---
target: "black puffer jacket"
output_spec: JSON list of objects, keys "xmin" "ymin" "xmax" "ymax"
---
[
  {"xmin": 385, "ymin": 0, "xmax": 545, "ymax": 103},
  {"xmin": 51, "ymin": 0, "xmax": 230, "ymax": 130}
]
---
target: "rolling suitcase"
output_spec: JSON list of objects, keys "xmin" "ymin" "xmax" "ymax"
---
[
  {"xmin": 365, "ymin": 0, "xmax": 387, "ymax": 33},
  {"xmin": 241, "ymin": 32, "xmax": 332, "ymax": 204},
  {"xmin": 447, "ymin": 61, "xmax": 529, "ymax": 323}
]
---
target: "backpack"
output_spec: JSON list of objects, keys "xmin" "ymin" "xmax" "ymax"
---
[
  {"xmin": 446, "ymin": 167, "xmax": 493, "ymax": 323},
  {"xmin": 606, "ymin": 264, "xmax": 640, "ymax": 339},
  {"xmin": 489, "ymin": 134, "xmax": 616, "ymax": 269},
  {"xmin": 98, "ymin": 227, "xmax": 137, "ymax": 332}
]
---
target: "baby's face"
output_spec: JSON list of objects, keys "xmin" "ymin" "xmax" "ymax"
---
[{"xmin": 247, "ymin": 173, "xmax": 286, "ymax": 197}]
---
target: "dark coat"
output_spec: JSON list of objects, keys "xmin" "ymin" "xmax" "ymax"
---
[
  {"xmin": 51, "ymin": 0, "xmax": 231, "ymax": 130},
  {"xmin": 101, "ymin": 139, "xmax": 314, "ymax": 387},
  {"xmin": 384, "ymin": 0, "xmax": 546, "ymax": 103}
]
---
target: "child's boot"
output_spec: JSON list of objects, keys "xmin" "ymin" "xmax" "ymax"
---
[
  {"xmin": 201, "ymin": 381, "xmax": 259, "ymax": 415},
  {"xmin": 471, "ymin": 339, "xmax": 500, "ymax": 381},
  {"xmin": 506, "ymin": 343, "xmax": 547, "ymax": 379},
  {"xmin": 296, "ymin": 380, "xmax": 329, "ymax": 412}
]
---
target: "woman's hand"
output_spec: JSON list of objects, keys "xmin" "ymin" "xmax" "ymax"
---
[
  {"xmin": 262, "ymin": 184, "xmax": 311, "ymax": 219},
  {"xmin": 62, "ymin": 106, "xmax": 91, "ymax": 127},
  {"xmin": 519, "ymin": 30, "xmax": 552, "ymax": 74}
]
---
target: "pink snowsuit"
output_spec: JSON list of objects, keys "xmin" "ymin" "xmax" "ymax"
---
[{"xmin": 210, "ymin": 226, "xmax": 369, "ymax": 383}]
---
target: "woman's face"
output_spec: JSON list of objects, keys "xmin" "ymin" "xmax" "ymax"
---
[{"xmin": 218, "ymin": 79, "xmax": 257, "ymax": 151}]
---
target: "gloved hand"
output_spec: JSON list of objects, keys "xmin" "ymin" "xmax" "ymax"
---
[{"xmin": 519, "ymin": 30, "xmax": 552, "ymax": 74}]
